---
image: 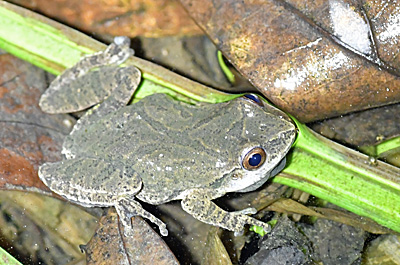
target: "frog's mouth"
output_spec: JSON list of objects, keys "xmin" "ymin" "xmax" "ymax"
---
[
  {"xmin": 236, "ymin": 157, "xmax": 286, "ymax": 193},
  {"xmin": 212, "ymin": 156, "xmax": 287, "ymax": 194}
]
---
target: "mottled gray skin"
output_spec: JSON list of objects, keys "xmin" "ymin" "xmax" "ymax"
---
[{"xmin": 38, "ymin": 37, "xmax": 296, "ymax": 236}]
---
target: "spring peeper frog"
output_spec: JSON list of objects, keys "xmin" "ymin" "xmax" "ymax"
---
[{"xmin": 38, "ymin": 37, "xmax": 296, "ymax": 236}]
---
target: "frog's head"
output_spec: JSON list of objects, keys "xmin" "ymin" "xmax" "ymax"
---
[{"xmin": 212, "ymin": 94, "xmax": 296, "ymax": 194}]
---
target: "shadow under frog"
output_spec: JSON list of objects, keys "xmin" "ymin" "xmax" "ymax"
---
[{"xmin": 38, "ymin": 37, "xmax": 296, "ymax": 236}]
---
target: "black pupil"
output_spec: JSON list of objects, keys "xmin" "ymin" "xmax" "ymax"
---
[{"xmin": 248, "ymin": 153, "xmax": 262, "ymax": 167}]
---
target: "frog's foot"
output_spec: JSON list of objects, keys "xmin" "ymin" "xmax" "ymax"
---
[
  {"xmin": 230, "ymin": 209, "xmax": 271, "ymax": 234},
  {"xmin": 181, "ymin": 189, "xmax": 270, "ymax": 235},
  {"xmin": 40, "ymin": 36, "xmax": 137, "ymax": 114},
  {"xmin": 103, "ymin": 36, "xmax": 134, "ymax": 65},
  {"xmin": 46, "ymin": 37, "xmax": 133, "ymax": 92},
  {"xmin": 116, "ymin": 198, "xmax": 168, "ymax": 236},
  {"xmin": 69, "ymin": 36, "xmax": 133, "ymax": 73}
]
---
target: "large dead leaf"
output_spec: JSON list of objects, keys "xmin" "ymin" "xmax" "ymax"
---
[
  {"xmin": 0, "ymin": 51, "xmax": 94, "ymax": 263},
  {"xmin": 85, "ymin": 208, "xmax": 179, "ymax": 265},
  {"xmin": 0, "ymin": 52, "xmax": 74, "ymax": 192},
  {"xmin": 8, "ymin": 0, "xmax": 202, "ymax": 38},
  {"xmin": 180, "ymin": 0, "xmax": 400, "ymax": 122}
]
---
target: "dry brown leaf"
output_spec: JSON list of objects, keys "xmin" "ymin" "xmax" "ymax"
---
[
  {"xmin": 180, "ymin": 0, "xmax": 400, "ymax": 122},
  {"xmin": 85, "ymin": 208, "xmax": 179, "ymax": 265},
  {"xmin": 0, "ymin": 191, "xmax": 97, "ymax": 264},
  {"xmin": 201, "ymin": 227, "xmax": 232, "ymax": 265},
  {"xmin": 0, "ymin": 53, "xmax": 74, "ymax": 192},
  {"xmin": 9, "ymin": 0, "xmax": 202, "ymax": 38},
  {"xmin": 267, "ymin": 198, "xmax": 392, "ymax": 234}
]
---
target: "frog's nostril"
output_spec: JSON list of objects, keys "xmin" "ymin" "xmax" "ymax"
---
[
  {"xmin": 242, "ymin": 147, "xmax": 266, "ymax": 170},
  {"xmin": 231, "ymin": 173, "xmax": 239, "ymax": 180}
]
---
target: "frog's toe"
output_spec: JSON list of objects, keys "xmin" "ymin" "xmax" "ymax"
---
[
  {"xmin": 116, "ymin": 198, "xmax": 169, "ymax": 236},
  {"xmin": 103, "ymin": 37, "xmax": 134, "ymax": 65},
  {"xmin": 234, "ymin": 207, "xmax": 258, "ymax": 215},
  {"xmin": 251, "ymin": 221, "xmax": 271, "ymax": 234},
  {"xmin": 158, "ymin": 224, "xmax": 168, "ymax": 237},
  {"xmin": 114, "ymin": 36, "xmax": 130, "ymax": 46},
  {"xmin": 235, "ymin": 215, "xmax": 271, "ymax": 235}
]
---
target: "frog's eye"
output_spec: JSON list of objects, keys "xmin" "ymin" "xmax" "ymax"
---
[
  {"xmin": 243, "ymin": 94, "xmax": 264, "ymax": 107},
  {"xmin": 242, "ymin": 147, "xmax": 267, "ymax": 170}
]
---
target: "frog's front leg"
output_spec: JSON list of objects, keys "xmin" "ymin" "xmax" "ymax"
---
[
  {"xmin": 116, "ymin": 198, "xmax": 168, "ymax": 236},
  {"xmin": 181, "ymin": 189, "xmax": 271, "ymax": 234}
]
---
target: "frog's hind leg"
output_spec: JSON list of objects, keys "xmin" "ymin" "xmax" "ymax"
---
[
  {"xmin": 40, "ymin": 37, "xmax": 138, "ymax": 114},
  {"xmin": 181, "ymin": 189, "xmax": 271, "ymax": 234},
  {"xmin": 73, "ymin": 65, "xmax": 140, "ymax": 131},
  {"xmin": 38, "ymin": 158, "xmax": 169, "ymax": 235},
  {"xmin": 38, "ymin": 158, "xmax": 142, "ymax": 206},
  {"xmin": 62, "ymin": 40, "xmax": 142, "ymax": 133},
  {"xmin": 50, "ymin": 36, "xmax": 134, "ymax": 91},
  {"xmin": 116, "ymin": 198, "xmax": 168, "ymax": 236}
]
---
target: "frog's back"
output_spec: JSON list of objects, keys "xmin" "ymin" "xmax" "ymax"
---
[
  {"xmin": 64, "ymin": 93, "xmax": 295, "ymax": 204},
  {"xmin": 64, "ymin": 93, "xmax": 232, "ymax": 160},
  {"xmin": 65, "ymin": 94, "xmax": 237, "ymax": 191}
]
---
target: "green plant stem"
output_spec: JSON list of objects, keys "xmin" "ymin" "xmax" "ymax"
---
[
  {"xmin": 0, "ymin": 1, "xmax": 237, "ymax": 104},
  {"xmin": 363, "ymin": 136, "xmax": 400, "ymax": 159},
  {"xmin": 0, "ymin": 1, "xmax": 399, "ymax": 233},
  {"xmin": 217, "ymin": 51, "xmax": 236, "ymax": 84},
  {"xmin": 276, "ymin": 120, "xmax": 400, "ymax": 232},
  {"xmin": 0, "ymin": 246, "xmax": 22, "ymax": 265}
]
